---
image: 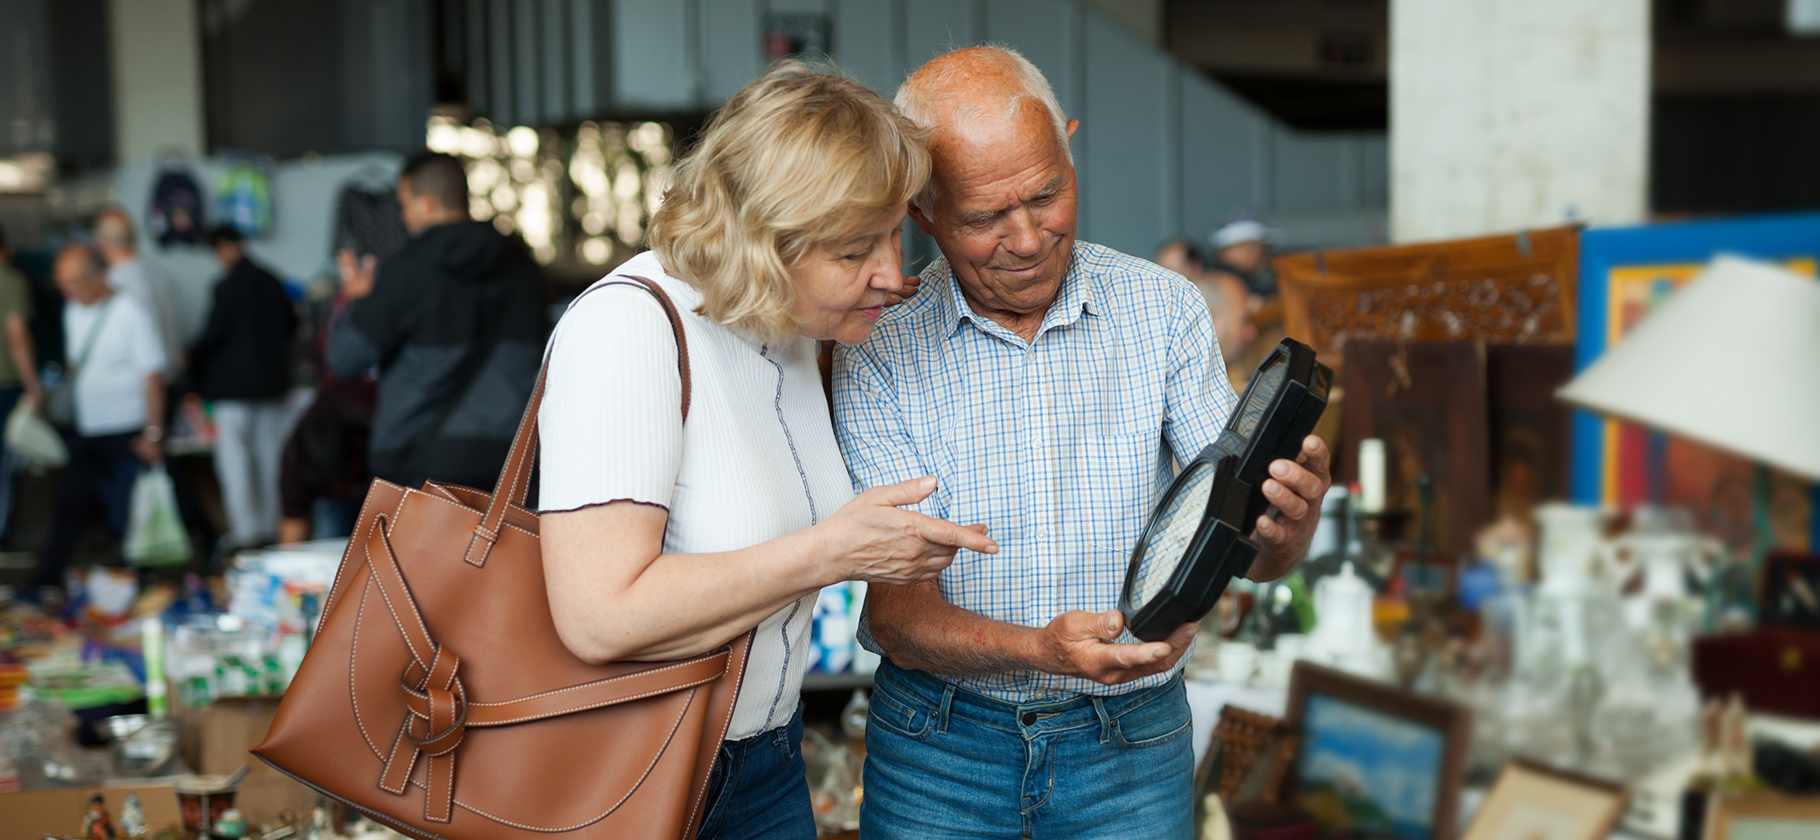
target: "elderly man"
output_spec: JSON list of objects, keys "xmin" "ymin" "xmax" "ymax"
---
[
  {"xmin": 833, "ymin": 47, "xmax": 1330, "ymax": 838},
  {"xmin": 95, "ymin": 208, "xmax": 185, "ymax": 378},
  {"xmin": 37, "ymin": 245, "xmax": 167, "ymax": 593}
]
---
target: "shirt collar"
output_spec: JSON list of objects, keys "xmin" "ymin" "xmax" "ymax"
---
[{"xmin": 934, "ymin": 242, "xmax": 1099, "ymax": 344}]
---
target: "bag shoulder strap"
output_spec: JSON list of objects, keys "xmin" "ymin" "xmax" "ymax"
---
[
  {"xmin": 69, "ymin": 297, "xmax": 116, "ymax": 378},
  {"xmin": 463, "ymin": 274, "xmax": 689, "ymax": 567}
]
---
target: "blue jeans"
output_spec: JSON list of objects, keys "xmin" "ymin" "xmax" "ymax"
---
[
  {"xmin": 694, "ymin": 704, "xmax": 816, "ymax": 840},
  {"xmin": 862, "ymin": 660, "xmax": 1194, "ymax": 840}
]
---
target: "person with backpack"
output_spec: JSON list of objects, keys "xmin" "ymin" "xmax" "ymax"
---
[
  {"xmin": 325, "ymin": 152, "xmax": 546, "ymax": 491},
  {"xmin": 192, "ymin": 225, "xmax": 297, "ymax": 548}
]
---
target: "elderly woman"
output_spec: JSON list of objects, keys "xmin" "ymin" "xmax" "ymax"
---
[{"xmin": 538, "ymin": 64, "xmax": 995, "ymax": 839}]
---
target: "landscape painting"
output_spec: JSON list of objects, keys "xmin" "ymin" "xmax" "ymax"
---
[{"xmin": 1294, "ymin": 693, "xmax": 1446, "ymax": 840}]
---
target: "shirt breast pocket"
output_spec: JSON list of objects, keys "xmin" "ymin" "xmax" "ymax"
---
[{"xmin": 1072, "ymin": 432, "xmax": 1162, "ymax": 560}]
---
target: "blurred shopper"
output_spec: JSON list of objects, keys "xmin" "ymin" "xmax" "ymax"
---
[
  {"xmin": 35, "ymin": 245, "xmax": 165, "ymax": 593},
  {"xmin": 95, "ymin": 208, "xmax": 184, "ymax": 377},
  {"xmin": 192, "ymin": 226, "xmax": 297, "ymax": 548},
  {"xmin": 1209, "ymin": 218, "xmax": 1276, "ymax": 297},
  {"xmin": 1154, "ymin": 237, "xmax": 1205, "ymax": 279},
  {"xmin": 1156, "ymin": 236, "xmax": 1254, "ymax": 384},
  {"xmin": 326, "ymin": 152, "xmax": 546, "ymax": 491},
  {"xmin": 1197, "ymin": 272, "xmax": 1257, "ymax": 388},
  {"xmin": 0, "ymin": 225, "xmax": 43, "ymax": 543}
]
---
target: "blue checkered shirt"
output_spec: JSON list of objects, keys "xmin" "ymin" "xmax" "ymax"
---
[{"xmin": 833, "ymin": 240, "xmax": 1239, "ymax": 703}]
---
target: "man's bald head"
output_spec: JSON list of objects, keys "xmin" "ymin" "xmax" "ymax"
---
[
  {"xmin": 895, "ymin": 46, "xmax": 1072, "ymax": 212},
  {"xmin": 892, "ymin": 46, "xmax": 1081, "ymax": 339},
  {"xmin": 55, "ymin": 243, "xmax": 111, "ymax": 304}
]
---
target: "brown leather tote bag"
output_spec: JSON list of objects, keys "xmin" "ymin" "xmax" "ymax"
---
[{"xmin": 255, "ymin": 277, "xmax": 752, "ymax": 840}]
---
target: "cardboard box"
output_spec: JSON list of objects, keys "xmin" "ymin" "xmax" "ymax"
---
[
  {"xmin": 189, "ymin": 696, "xmax": 318, "ymax": 827},
  {"xmin": 0, "ymin": 696, "xmax": 316, "ymax": 839},
  {"xmin": 0, "ymin": 782, "xmax": 183, "ymax": 840}
]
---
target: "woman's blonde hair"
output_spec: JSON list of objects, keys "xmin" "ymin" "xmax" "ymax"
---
[{"xmin": 648, "ymin": 61, "xmax": 930, "ymax": 342}]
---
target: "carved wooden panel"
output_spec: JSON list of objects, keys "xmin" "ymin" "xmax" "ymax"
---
[{"xmin": 1275, "ymin": 226, "xmax": 1580, "ymax": 361}]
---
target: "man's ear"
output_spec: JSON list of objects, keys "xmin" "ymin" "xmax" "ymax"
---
[
  {"xmin": 1066, "ymin": 118, "xmax": 1079, "ymax": 141},
  {"xmin": 908, "ymin": 203, "xmax": 935, "ymax": 237}
]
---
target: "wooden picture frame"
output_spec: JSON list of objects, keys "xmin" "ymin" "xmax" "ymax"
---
[
  {"xmin": 1274, "ymin": 225, "xmax": 1580, "ymax": 363},
  {"xmin": 1285, "ymin": 661, "xmax": 1472, "ymax": 840},
  {"xmin": 1706, "ymin": 792, "xmax": 1820, "ymax": 840},
  {"xmin": 1459, "ymin": 759, "xmax": 1626, "ymax": 840}
]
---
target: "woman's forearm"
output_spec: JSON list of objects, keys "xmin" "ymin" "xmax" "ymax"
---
[{"xmin": 541, "ymin": 501, "xmax": 841, "ymax": 663}]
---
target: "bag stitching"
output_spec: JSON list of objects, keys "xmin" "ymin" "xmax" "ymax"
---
[
  {"xmin": 377, "ymin": 717, "xmax": 413, "ymax": 795},
  {"xmin": 374, "ymin": 517, "xmax": 437, "ymax": 655},
  {"xmin": 465, "ymin": 673, "xmax": 721, "ymax": 727},
  {"xmin": 464, "ymin": 655, "xmax": 723, "ymax": 707},
  {"xmin": 368, "ymin": 526, "xmax": 428, "ymax": 667},
  {"xmin": 318, "ymin": 481, "xmax": 398, "ymax": 635},
  {"xmin": 396, "ymin": 685, "xmax": 698, "ymax": 832},
  {"xmin": 686, "ymin": 638, "xmax": 748, "ymax": 832},
  {"xmin": 350, "ymin": 575, "xmax": 382, "ymax": 758},
  {"xmin": 402, "ymin": 489, "xmax": 537, "ymax": 539}
]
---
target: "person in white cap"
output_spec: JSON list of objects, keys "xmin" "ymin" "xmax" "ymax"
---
[{"xmin": 1208, "ymin": 218, "xmax": 1274, "ymax": 296}]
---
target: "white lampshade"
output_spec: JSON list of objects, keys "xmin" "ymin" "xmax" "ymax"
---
[{"xmin": 1556, "ymin": 255, "xmax": 1820, "ymax": 481}]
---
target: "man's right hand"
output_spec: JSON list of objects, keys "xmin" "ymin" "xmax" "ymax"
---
[{"xmin": 1030, "ymin": 611, "xmax": 1197, "ymax": 686}]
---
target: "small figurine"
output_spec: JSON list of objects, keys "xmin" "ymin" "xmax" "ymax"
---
[
  {"xmin": 120, "ymin": 794, "xmax": 147, "ymax": 839},
  {"xmin": 83, "ymin": 794, "xmax": 119, "ymax": 840},
  {"xmin": 212, "ymin": 808, "xmax": 247, "ymax": 839}
]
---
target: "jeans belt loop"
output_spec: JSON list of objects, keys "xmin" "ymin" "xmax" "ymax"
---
[
  {"xmin": 1092, "ymin": 695, "xmax": 1112, "ymax": 744},
  {"xmin": 937, "ymin": 683, "xmax": 956, "ymax": 735}
]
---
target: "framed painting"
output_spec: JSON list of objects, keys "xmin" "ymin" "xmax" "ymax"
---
[
  {"xmin": 1706, "ymin": 792, "xmax": 1820, "ymax": 840},
  {"xmin": 1459, "ymin": 759, "xmax": 1626, "ymax": 840},
  {"xmin": 1285, "ymin": 661, "xmax": 1472, "ymax": 840}
]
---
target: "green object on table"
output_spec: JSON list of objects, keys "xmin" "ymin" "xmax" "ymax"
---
[{"xmin": 26, "ymin": 660, "xmax": 145, "ymax": 710}]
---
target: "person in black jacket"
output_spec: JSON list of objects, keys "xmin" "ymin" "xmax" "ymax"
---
[
  {"xmin": 326, "ymin": 152, "xmax": 547, "ymax": 491},
  {"xmin": 195, "ymin": 225, "xmax": 298, "ymax": 547}
]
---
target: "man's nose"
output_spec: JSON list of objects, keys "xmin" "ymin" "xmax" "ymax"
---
[{"xmin": 1004, "ymin": 209, "xmax": 1042, "ymax": 257}]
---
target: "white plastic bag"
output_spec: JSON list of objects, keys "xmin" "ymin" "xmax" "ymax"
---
[
  {"xmin": 124, "ymin": 465, "xmax": 192, "ymax": 566},
  {"xmin": 4, "ymin": 400, "xmax": 66, "ymax": 469}
]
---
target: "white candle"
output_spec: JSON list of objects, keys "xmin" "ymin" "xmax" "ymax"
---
[{"xmin": 1358, "ymin": 438, "xmax": 1387, "ymax": 513}]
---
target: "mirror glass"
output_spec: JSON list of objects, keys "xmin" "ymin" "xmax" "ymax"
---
[
  {"xmin": 1235, "ymin": 354, "xmax": 1287, "ymax": 438},
  {"xmin": 1129, "ymin": 460, "xmax": 1217, "ymax": 607}
]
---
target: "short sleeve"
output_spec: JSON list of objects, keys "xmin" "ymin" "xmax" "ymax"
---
[
  {"xmin": 0, "ymin": 270, "xmax": 30, "ymax": 321},
  {"xmin": 832, "ymin": 342, "xmax": 945, "ymax": 519},
  {"xmin": 123, "ymin": 298, "xmax": 168, "ymax": 377},
  {"xmin": 1161, "ymin": 277, "xmax": 1237, "ymax": 462},
  {"xmin": 537, "ymin": 284, "xmax": 684, "ymax": 512}
]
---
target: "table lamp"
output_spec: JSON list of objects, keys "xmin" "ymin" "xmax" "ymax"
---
[{"xmin": 1557, "ymin": 254, "xmax": 1820, "ymax": 483}]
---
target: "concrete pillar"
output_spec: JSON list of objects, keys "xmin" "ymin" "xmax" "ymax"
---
[
  {"xmin": 1390, "ymin": 0, "xmax": 1650, "ymax": 242},
  {"xmin": 110, "ymin": 0, "xmax": 206, "ymax": 161}
]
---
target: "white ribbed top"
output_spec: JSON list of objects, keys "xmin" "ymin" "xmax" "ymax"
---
[{"xmin": 538, "ymin": 251, "xmax": 853, "ymax": 740}]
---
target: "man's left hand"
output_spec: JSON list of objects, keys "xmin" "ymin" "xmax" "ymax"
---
[{"xmin": 1245, "ymin": 434, "xmax": 1331, "ymax": 582}]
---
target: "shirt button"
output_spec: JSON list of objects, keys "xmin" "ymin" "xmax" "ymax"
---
[
  {"xmin": 1021, "ymin": 712, "xmax": 1037, "ymax": 726},
  {"xmin": 1035, "ymin": 529, "xmax": 1048, "ymax": 539}
]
